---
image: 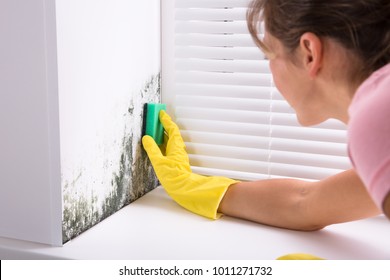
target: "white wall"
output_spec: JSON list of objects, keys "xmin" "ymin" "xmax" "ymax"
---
[
  {"xmin": 0, "ymin": 0, "xmax": 161, "ymax": 246},
  {"xmin": 57, "ymin": 0, "xmax": 161, "ymax": 242}
]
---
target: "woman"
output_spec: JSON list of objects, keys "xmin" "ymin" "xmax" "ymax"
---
[{"xmin": 142, "ymin": 0, "xmax": 390, "ymax": 231}]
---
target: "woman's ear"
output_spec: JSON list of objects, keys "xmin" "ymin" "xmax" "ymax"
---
[{"xmin": 299, "ymin": 32, "xmax": 323, "ymax": 79}]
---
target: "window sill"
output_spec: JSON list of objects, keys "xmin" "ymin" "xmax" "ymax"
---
[{"xmin": 1, "ymin": 187, "xmax": 390, "ymax": 259}]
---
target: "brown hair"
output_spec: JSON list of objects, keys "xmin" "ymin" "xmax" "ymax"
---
[{"xmin": 247, "ymin": 0, "xmax": 390, "ymax": 77}]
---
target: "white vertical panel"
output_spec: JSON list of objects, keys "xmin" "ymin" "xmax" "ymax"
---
[{"xmin": 0, "ymin": 0, "xmax": 62, "ymax": 246}]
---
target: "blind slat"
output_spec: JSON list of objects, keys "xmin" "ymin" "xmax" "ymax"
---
[
  {"xmin": 180, "ymin": 130, "xmax": 348, "ymax": 156},
  {"xmin": 176, "ymin": 8, "xmax": 247, "ymax": 21},
  {"xmin": 176, "ymin": 46, "xmax": 265, "ymax": 60},
  {"xmin": 176, "ymin": 71, "xmax": 272, "ymax": 86},
  {"xmin": 176, "ymin": 108, "xmax": 347, "ymax": 131},
  {"xmin": 176, "ymin": 34, "xmax": 255, "ymax": 47},
  {"xmin": 191, "ymin": 166, "xmax": 269, "ymax": 181},
  {"xmin": 176, "ymin": 58, "xmax": 270, "ymax": 74},
  {"xmin": 189, "ymin": 154, "xmax": 345, "ymax": 180},
  {"xmin": 175, "ymin": 21, "xmax": 250, "ymax": 34},
  {"xmin": 185, "ymin": 143, "xmax": 351, "ymax": 170},
  {"xmin": 176, "ymin": 95, "xmax": 273, "ymax": 111},
  {"xmin": 175, "ymin": 0, "xmax": 251, "ymax": 9},
  {"xmin": 176, "ymin": 83, "xmax": 273, "ymax": 99}
]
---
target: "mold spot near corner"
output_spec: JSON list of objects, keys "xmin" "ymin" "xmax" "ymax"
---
[
  {"xmin": 62, "ymin": 73, "xmax": 161, "ymax": 243},
  {"xmin": 62, "ymin": 171, "xmax": 100, "ymax": 243}
]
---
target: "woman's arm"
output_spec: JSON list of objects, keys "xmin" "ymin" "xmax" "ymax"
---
[{"xmin": 218, "ymin": 169, "xmax": 380, "ymax": 231}]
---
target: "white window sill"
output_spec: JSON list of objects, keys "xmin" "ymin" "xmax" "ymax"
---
[{"xmin": 1, "ymin": 186, "xmax": 390, "ymax": 260}]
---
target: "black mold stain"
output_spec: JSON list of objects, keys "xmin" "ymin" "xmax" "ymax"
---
[
  {"xmin": 62, "ymin": 73, "xmax": 161, "ymax": 243},
  {"xmin": 62, "ymin": 171, "xmax": 99, "ymax": 242}
]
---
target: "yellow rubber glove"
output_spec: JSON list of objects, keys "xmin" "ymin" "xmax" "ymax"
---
[
  {"xmin": 142, "ymin": 110, "xmax": 239, "ymax": 219},
  {"xmin": 277, "ymin": 253, "xmax": 324, "ymax": 260}
]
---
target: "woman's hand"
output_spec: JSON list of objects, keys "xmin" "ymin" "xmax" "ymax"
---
[{"xmin": 142, "ymin": 110, "xmax": 239, "ymax": 219}]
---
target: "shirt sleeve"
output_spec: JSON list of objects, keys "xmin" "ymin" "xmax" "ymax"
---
[{"xmin": 348, "ymin": 66, "xmax": 390, "ymax": 210}]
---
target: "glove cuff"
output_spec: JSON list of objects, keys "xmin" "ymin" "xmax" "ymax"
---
[{"xmin": 167, "ymin": 175, "xmax": 239, "ymax": 220}]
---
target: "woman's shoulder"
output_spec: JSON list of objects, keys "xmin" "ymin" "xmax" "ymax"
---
[
  {"xmin": 349, "ymin": 63, "xmax": 390, "ymax": 115},
  {"xmin": 347, "ymin": 62, "xmax": 390, "ymax": 211}
]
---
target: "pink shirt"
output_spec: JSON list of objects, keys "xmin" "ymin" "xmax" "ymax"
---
[{"xmin": 348, "ymin": 63, "xmax": 390, "ymax": 211}]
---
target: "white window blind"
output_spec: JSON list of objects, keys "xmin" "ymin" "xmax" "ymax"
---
[{"xmin": 161, "ymin": 0, "xmax": 351, "ymax": 181}]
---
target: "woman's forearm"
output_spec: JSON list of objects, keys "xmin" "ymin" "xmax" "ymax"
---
[
  {"xmin": 218, "ymin": 169, "xmax": 380, "ymax": 231},
  {"xmin": 218, "ymin": 178, "xmax": 321, "ymax": 230}
]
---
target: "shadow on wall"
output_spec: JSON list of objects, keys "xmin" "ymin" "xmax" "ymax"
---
[{"xmin": 62, "ymin": 74, "xmax": 160, "ymax": 243}]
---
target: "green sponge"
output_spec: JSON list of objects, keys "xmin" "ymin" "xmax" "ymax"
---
[{"xmin": 142, "ymin": 103, "xmax": 166, "ymax": 145}]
